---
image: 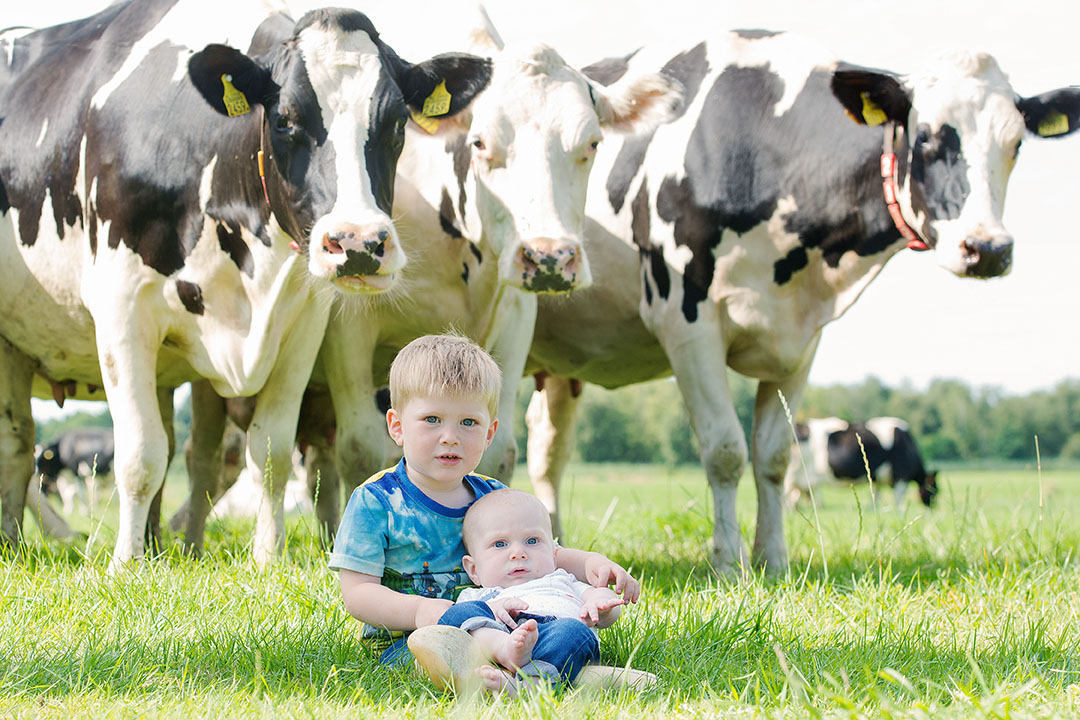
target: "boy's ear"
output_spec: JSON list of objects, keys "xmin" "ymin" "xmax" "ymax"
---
[
  {"xmin": 386, "ymin": 408, "xmax": 405, "ymax": 447},
  {"xmin": 462, "ymin": 554, "xmax": 480, "ymax": 585},
  {"xmin": 485, "ymin": 417, "xmax": 499, "ymax": 448}
]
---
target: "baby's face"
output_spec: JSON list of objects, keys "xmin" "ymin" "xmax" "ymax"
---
[{"xmin": 464, "ymin": 500, "xmax": 556, "ymax": 588}]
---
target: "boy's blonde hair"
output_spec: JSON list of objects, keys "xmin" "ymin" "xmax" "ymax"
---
[
  {"xmin": 462, "ymin": 489, "xmax": 552, "ymax": 554},
  {"xmin": 388, "ymin": 334, "xmax": 502, "ymax": 416}
]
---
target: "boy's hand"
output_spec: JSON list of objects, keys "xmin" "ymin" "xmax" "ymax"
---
[
  {"xmin": 585, "ymin": 555, "xmax": 640, "ymax": 603},
  {"xmin": 579, "ymin": 595, "xmax": 627, "ymax": 627},
  {"xmin": 487, "ymin": 597, "xmax": 529, "ymax": 628}
]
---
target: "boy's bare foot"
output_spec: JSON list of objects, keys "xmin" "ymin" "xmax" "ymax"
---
[
  {"xmin": 477, "ymin": 663, "xmax": 519, "ymax": 697},
  {"xmin": 491, "ymin": 618, "xmax": 538, "ymax": 671}
]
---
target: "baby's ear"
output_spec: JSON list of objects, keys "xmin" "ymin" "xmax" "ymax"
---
[{"xmin": 462, "ymin": 554, "xmax": 479, "ymax": 584}]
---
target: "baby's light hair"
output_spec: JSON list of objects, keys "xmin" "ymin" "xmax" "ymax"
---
[
  {"xmin": 463, "ymin": 488, "xmax": 552, "ymax": 554},
  {"xmin": 389, "ymin": 334, "xmax": 502, "ymax": 417}
]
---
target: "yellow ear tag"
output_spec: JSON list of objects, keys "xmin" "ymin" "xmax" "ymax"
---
[
  {"xmin": 1038, "ymin": 110, "xmax": 1070, "ymax": 137},
  {"xmin": 421, "ymin": 79, "xmax": 452, "ymax": 118},
  {"xmin": 221, "ymin": 74, "xmax": 251, "ymax": 118},
  {"xmin": 860, "ymin": 91, "xmax": 887, "ymax": 126},
  {"xmin": 410, "ymin": 109, "xmax": 440, "ymax": 134}
]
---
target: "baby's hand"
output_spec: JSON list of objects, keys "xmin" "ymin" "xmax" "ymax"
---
[
  {"xmin": 579, "ymin": 595, "xmax": 627, "ymax": 626},
  {"xmin": 585, "ymin": 556, "xmax": 640, "ymax": 603},
  {"xmin": 487, "ymin": 597, "xmax": 529, "ymax": 628}
]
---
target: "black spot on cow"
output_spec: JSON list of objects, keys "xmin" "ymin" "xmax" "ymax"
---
[
  {"xmin": 0, "ymin": 173, "xmax": 8, "ymax": 214},
  {"xmin": 909, "ymin": 123, "xmax": 969, "ymax": 222},
  {"xmin": 176, "ymin": 279, "xmax": 204, "ymax": 315},
  {"xmin": 439, "ymin": 187, "xmax": 463, "ymax": 239},
  {"xmin": 593, "ymin": 43, "xmax": 710, "ymax": 214},
  {"xmin": 461, "ymin": 261, "xmax": 469, "ymax": 284},
  {"xmin": 468, "ymin": 243, "xmax": 483, "ymax": 265},
  {"xmin": 774, "ymin": 246, "xmax": 808, "ymax": 284},
  {"xmin": 217, "ymin": 221, "xmax": 254, "ymax": 277},
  {"xmin": 446, "ymin": 133, "xmax": 470, "ymax": 220},
  {"xmin": 631, "ymin": 176, "xmax": 670, "ymax": 304}
]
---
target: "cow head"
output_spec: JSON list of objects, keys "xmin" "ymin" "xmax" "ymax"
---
[
  {"xmin": 833, "ymin": 52, "xmax": 1080, "ymax": 279},
  {"xmin": 919, "ymin": 470, "xmax": 939, "ymax": 508},
  {"xmin": 414, "ymin": 35, "xmax": 682, "ymax": 294},
  {"xmin": 188, "ymin": 9, "xmax": 491, "ymax": 294},
  {"xmin": 35, "ymin": 442, "xmax": 63, "ymax": 492}
]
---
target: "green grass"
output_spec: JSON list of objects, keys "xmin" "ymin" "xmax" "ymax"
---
[{"xmin": 4, "ymin": 464, "xmax": 1080, "ymax": 718}]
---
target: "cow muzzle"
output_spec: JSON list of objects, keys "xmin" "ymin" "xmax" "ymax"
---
[
  {"xmin": 317, "ymin": 223, "xmax": 402, "ymax": 293},
  {"xmin": 512, "ymin": 237, "xmax": 589, "ymax": 294},
  {"xmin": 961, "ymin": 233, "xmax": 1013, "ymax": 279}
]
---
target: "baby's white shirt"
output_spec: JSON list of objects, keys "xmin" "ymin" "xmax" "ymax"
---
[{"xmin": 457, "ymin": 568, "xmax": 593, "ymax": 621}]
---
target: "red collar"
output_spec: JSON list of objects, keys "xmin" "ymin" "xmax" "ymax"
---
[{"xmin": 881, "ymin": 121, "xmax": 930, "ymax": 251}]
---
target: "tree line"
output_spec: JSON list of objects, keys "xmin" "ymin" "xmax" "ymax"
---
[{"xmin": 512, "ymin": 374, "xmax": 1080, "ymax": 465}]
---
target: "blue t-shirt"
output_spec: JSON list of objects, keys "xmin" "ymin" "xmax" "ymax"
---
[{"xmin": 329, "ymin": 458, "xmax": 506, "ymax": 600}]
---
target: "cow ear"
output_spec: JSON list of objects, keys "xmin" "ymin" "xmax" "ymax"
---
[
  {"xmin": 1017, "ymin": 87, "xmax": 1080, "ymax": 138},
  {"xmin": 397, "ymin": 52, "xmax": 493, "ymax": 120},
  {"xmin": 188, "ymin": 44, "xmax": 276, "ymax": 118},
  {"xmin": 593, "ymin": 72, "xmax": 684, "ymax": 134},
  {"xmin": 831, "ymin": 63, "xmax": 912, "ymax": 127}
]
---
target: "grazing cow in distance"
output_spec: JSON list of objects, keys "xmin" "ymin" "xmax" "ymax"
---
[
  {"xmin": 181, "ymin": 8, "xmax": 685, "ymax": 549},
  {"xmin": 523, "ymin": 31, "xmax": 1079, "ymax": 573},
  {"xmin": 784, "ymin": 417, "xmax": 938, "ymax": 508},
  {"xmin": 0, "ymin": 0, "xmax": 492, "ymax": 568},
  {"xmin": 35, "ymin": 427, "xmax": 116, "ymax": 515}
]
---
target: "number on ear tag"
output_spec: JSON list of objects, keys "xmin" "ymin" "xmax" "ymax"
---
[
  {"xmin": 422, "ymin": 80, "xmax": 452, "ymax": 118},
  {"xmin": 221, "ymin": 74, "xmax": 251, "ymax": 117},
  {"xmin": 410, "ymin": 110, "xmax": 440, "ymax": 134}
]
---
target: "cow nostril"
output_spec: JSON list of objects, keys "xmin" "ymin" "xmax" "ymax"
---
[{"xmin": 323, "ymin": 233, "xmax": 344, "ymax": 254}]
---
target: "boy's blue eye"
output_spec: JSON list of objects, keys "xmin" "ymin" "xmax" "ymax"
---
[
  {"xmin": 526, "ymin": 537, "xmax": 538, "ymax": 545},
  {"xmin": 424, "ymin": 416, "xmax": 438, "ymax": 424},
  {"xmin": 494, "ymin": 540, "xmax": 507, "ymax": 548},
  {"xmin": 462, "ymin": 418, "xmax": 476, "ymax": 427}
]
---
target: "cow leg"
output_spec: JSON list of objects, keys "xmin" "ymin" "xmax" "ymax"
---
[
  {"xmin": 247, "ymin": 309, "xmax": 329, "ymax": 567},
  {"xmin": 144, "ymin": 386, "xmax": 175, "ymax": 556},
  {"xmin": 663, "ymin": 332, "xmax": 750, "ymax": 576},
  {"xmin": 750, "ymin": 357, "xmax": 814, "ymax": 574},
  {"xmin": 0, "ymin": 339, "xmax": 39, "ymax": 553},
  {"xmin": 525, "ymin": 375, "xmax": 583, "ymax": 541},
  {"xmin": 296, "ymin": 387, "xmax": 338, "ymax": 544},
  {"xmin": 475, "ymin": 290, "xmax": 538, "ymax": 481},
  {"xmin": 25, "ymin": 479, "xmax": 79, "ymax": 540},
  {"xmin": 182, "ymin": 379, "xmax": 228, "ymax": 556}
]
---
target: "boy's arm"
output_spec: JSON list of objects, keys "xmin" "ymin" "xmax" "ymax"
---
[
  {"xmin": 339, "ymin": 569, "xmax": 453, "ymax": 631},
  {"xmin": 555, "ymin": 547, "xmax": 640, "ymax": 603},
  {"xmin": 580, "ymin": 586, "xmax": 625, "ymax": 629}
]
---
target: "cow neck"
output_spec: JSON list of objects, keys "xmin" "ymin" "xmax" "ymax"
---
[{"xmin": 881, "ymin": 120, "xmax": 930, "ymax": 252}]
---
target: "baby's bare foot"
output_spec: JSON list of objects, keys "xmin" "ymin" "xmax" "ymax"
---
[
  {"xmin": 477, "ymin": 663, "xmax": 518, "ymax": 697},
  {"xmin": 492, "ymin": 618, "xmax": 538, "ymax": 671}
]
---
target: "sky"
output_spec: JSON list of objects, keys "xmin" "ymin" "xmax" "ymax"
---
[{"xmin": 12, "ymin": 0, "xmax": 1080, "ymax": 423}]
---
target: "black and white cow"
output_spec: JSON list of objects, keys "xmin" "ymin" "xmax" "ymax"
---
[
  {"xmin": 36, "ymin": 427, "xmax": 116, "ymax": 511},
  {"xmin": 784, "ymin": 417, "xmax": 938, "ymax": 508},
  {"xmin": 0, "ymin": 0, "xmax": 491, "ymax": 568},
  {"xmin": 523, "ymin": 31, "xmax": 1080, "ymax": 573},
  {"xmin": 179, "ymin": 10, "xmax": 683, "ymax": 549}
]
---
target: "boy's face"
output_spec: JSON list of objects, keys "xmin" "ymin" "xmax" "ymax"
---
[
  {"xmin": 463, "ymin": 499, "xmax": 557, "ymax": 588},
  {"xmin": 386, "ymin": 394, "xmax": 498, "ymax": 497}
]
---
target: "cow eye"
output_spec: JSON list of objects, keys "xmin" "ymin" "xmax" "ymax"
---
[
  {"xmin": 471, "ymin": 137, "xmax": 485, "ymax": 151},
  {"xmin": 914, "ymin": 129, "xmax": 929, "ymax": 147},
  {"xmin": 395, "ymin": 116, "xmax": 407, "ymax": 135},
  {"xmin": 274, "ymin": 114, "xmax": 292, "ymax": 134}
]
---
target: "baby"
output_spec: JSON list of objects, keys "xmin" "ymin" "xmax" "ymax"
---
[{"xmin": 434, "ymin": 488, "xmax": 626, "ymax": 694}]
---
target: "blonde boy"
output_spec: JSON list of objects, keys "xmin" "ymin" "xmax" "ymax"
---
[{"xmin": 329, "ymin": 334, "xmax": 637, "ymax": 666}]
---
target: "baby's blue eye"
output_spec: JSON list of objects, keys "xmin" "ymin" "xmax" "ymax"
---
[
  {"xmin": 526, "ymin": 537, "xmax": 538, "ymax": 545},
  {"xmin": 462, "ymin": 418, "xmax": 476, "ymax": 427},
  {"xmin": 424, "ymin": 416, "xmax": 438, "ymax": 424},
  {"xmin": 494, "ymin": 540, "xmax": 507, "ymax": 548}
]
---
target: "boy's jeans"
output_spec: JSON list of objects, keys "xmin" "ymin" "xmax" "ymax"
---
[{"xmin": 437, "ymin": 600, "xmax": 599, "ymax": 683}]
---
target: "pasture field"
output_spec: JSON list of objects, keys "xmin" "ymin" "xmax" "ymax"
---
[{"xmin": 4, "ymin": 463, "xmax": 1080, "ymax": 718}]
